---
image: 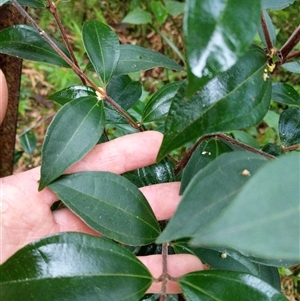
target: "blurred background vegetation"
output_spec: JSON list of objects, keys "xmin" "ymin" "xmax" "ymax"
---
[{"xmin": 13, "ymin": 1, "xmax": 299, "ymax": 299}]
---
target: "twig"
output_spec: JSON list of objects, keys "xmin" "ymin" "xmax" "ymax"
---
[
  {"xmin": 159, "ymin": 243, "xmax": 169, "ymax": 301},
  {"xmin": 279, "ymin": 25, "xmax": 300, "ymax": 63},
  {"xmin": 10, "ymin": 0, "xmax": 143, "ymax": 131},
  {"xmin": 174, "ymin": 133, "xmax": 275, "ymax": 175},
  {"xmin": 283, "ymin": 144, "xmax": 300, "ymax": 151},
  {"xmin": 46, "ymin": 0, "xmax": 86, "ymax": 85},
  {"xmin": 285, "ymin": 50, "xmax": 300, "ymax": 62},
  {"xmin": 260, "ymin": 13, "xmax": 273, "ymax": 51}
]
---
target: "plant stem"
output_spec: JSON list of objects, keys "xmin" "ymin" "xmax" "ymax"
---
[
  {"xmin": 260, "ymin": 13, "xmax": 273, "ymax": 51},
  {"xmin": 10, "ymin": 0, "xmax": 143, "ymax": 131},
  {"xmin": 285, "ymin": 50, "xmax": 300, "ymax": 61},
  {"xmin": 279, "ymin": 25, "xmax": 300, "ymax": 63},
  {"xmin": 159, "ymin": 242, "xmax": 169, "ymax": 301},
  {"xmin": 46, "ymin": 0, "xmax": 86, "ymax": 85},
  {"xmin": 174, "ymin": 133, "xmax": 275, "ymax": 175},
  {"xmin": 283, "ymin": 144, "xmax": 300, "ymax": 151}
]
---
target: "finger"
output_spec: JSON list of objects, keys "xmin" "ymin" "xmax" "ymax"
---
[
  {"xmin": 67, "ymin": 130, "xmax": 163, "ymax": 174},
  {"xmin": 52, "ymin": 208, "xmax": 101, "ymax": 236},
  {"xmin": 0, "ymin": 69, "xmax": 8, "ymax": 125},
  {"xmin": 138, "ymin": 254, "xmax": 204, "ymax": 294},
  {"xmin": 140, "ymin": 182, "xmax": 181, "ymax": 221},
  {"xmin": 6, "ymin": 131, "xmax": 163, "ymax": 206}
]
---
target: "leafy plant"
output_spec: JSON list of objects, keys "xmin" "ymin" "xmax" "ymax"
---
[{"xmin": 1, "ymin": 0, "xmax": 300, "ymax": 300}]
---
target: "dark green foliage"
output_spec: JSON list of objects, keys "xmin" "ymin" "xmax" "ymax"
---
[{"xmin": 1, "ymin": 0, "xmax": 300, "ymax": 300}]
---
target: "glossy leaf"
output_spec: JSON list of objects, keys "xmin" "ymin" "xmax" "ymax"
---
[
  {"xmin": 19, "ymin": 131, "xmax": 37, "ymax": 155},
  {"xmin": 0, "ymin": 233, "xmax": 152, "ymax": 301},
  {"xmin": 157, "ymin": 48, "xmax": 271, "ymax": 161},
  {"xmin": 48, "ymin": 85, "xmax": 127, "ymax": 124},
  {"xmin": 104, "ymin": 102, "xmax": 129, "ymax": 124},
  {"xmin": 150, "ymin": 1, "xmax": 168, "ymax": 25},
  {"xmin": 48, "ymin": 85, "xmax": 96, "ymax": 105},
  {"xmin": 184, "ymin": 0, "xmax": 261, "ymax": 94},
  {"xmin": 8, "ymin": 0, "xmax": 46, "ymax": 7},
  {"xmin": 282, "ymin": 61, "xmax": 300, "ymax": 73},
  {"xmin": 142, "ymin": 81, "xmax": 184, "ymax": 123},
  {"xmin": 279, "ymin": 107, "xmax": 300, "ymax": 147},
  {"xmin": 48, "ymin": 172, "xmax": 160, "ymax": 245},
  {"xmin": 0, "ymin": 25, "xmax": 71, "ymax": 67},
  {"xmin": 122, "ymin": 8, "xmax": 152, "ymax": 24},
  {"xmin": 262, "ymin": 0, "xmax": 296, "ymax": 10},
  {"xmin": 173, "ymin": 242, "xmax": 281, "ymax": 290},
  {"xmin": 114, "ymin": 44, "xmax": 184, "ymax": 75},
  {"xmin": 82, "ymin": 21, "xmax": 120, "ymax": 84},
  {"xmin": 261, "ymin": 143, "xmax": 283, "ymax": 157},
  {"xmin": 191, "ymin": 152, "xmax": 300, "ymax": 261},
  {"xmin": 272, "ymin": 82, "xmax": 300, "ymax": 106},
  {"xmin": 180, "ymin": 270, "xmax": 287, "ymax": 301},
  {"xmin": 39, "ymin": 97, "xmax": 105, "ymax": 190},
  {"xmin": 157, "ymin": 152, "xmax": 268, "ymax": 243},
  {"xmin": 258, "ymin": 11, "xmax": 276, "ymax": 47},
  {"xmin": 180, "ymin": 138, "xmax": 237, "ymax": 193},
  {"xmin": 123, "ymin": 158, "xmax": 175, "ymax": 188},
  {"xmin": 106, "ymin": 75, "xmax": 142, "ymax": 109}
]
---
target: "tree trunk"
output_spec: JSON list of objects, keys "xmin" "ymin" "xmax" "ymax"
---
[{"xmin": 0, "ymin": 4, "xmax": 25, "ymax": 176}]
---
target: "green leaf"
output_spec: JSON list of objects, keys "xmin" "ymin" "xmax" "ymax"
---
[
  {"xmin": 261, "ymin": 143, "xmax": 283, "ymax": 157},
  {"xmin": 165, "ymin": 0, "xmax": 185, "ymax": 17},
  {"xmin": 9, "ymin": 0, "xmax": 46, "ymax": 7},
  {"xmin": 248, "ymin": 256, "xmax": 300, "ymax": 268},
  {"xmin": 106, "ymin": 75, "xmax": 142, "ymax": 109},
  {"xmin": 0, "ymin": 25, "xmax": 71, "ymax": 67},
  {"xmin": 173, "ymin": 242, "xmax": 281, "ymax": 290},
  {"xmin": 0, "ymin": 233, "xmax": 152, "ymax": 301},
  {"xmin": 104, "ymin": 102, "xmax": 129, "ymax": 124},
  {"xmin": 157, "ymin": 152, "xmax": 268, "ymax": 243},
  {"xmin": 180, "ymin": 270, "xmax": 287, "ymax": 301},
  {"xmin": 282, "ymin": 61, "xmax": 300, "ymax": 74},
  {"xmin": 263, "ymin": 110, "xmax": 280, "ymax": 131},
  {"xmin": 114, "ymin": 44, "xmax": 184, "ymax": 75},
  {"xmin": 19, "ymin": 131, "xmax": 37, "ymax": 155},
  {"xmin": 258, "ymin": 11, "xmax": 276, "ymax": 47},
  {"xmin": 39, "ymin": 96, "xmax": 105, "ymax": 190},
  {"xmin": 157, "ymin": 48, "xmax": 271, "ymax": 161},
  {"xmin": 48, "ymin": 172, "xmax": 160, "ymax": 245},
  {"xmin": 279, "ymin": 107, "xmax": 300, "ymax": 147},
  {"xmin": 82, "ymin": 21, "xmax": 120, "ymax": 84},
  {"xmin": 184, "ymin": 0, "xmax": 261, "ymax": 94},
  {"xmin": 142, "ymin": 81, "xmax": 184, "ymax": 123},
  {"xmin": 48, "ymin": 85, "xmax": 127, "ymax": 124},
  {"xmin": 150, "ymin": 1, "xmax": 168, "ymax": 25},
  {"xmin": 48, "ymin": 85, "xmax": 96, "ymax": 105},
  {"xmin": 122, "ymin": 8, "xmax": 152, "ymax": 24},
  {"xmin": 272, "ymin": 82, "xmax": 300, "ymax": 106},
  {"xmin": 123, "ymin": 158, "xmax": 175, "ymax": 188},
  {"xmin": 262, "ymin": 0, "xmax": 296, "ymax": 10},
  {"xmin": 180, "ymin": 138, "xmax": 237, "ymax": 194},
  {"xmin": 231, "ymin": 130, "xmax": 260, "ymax": 148},
  {"xmin": 191, "ymin": 152, "xmax": 300, "ymax": 261}
]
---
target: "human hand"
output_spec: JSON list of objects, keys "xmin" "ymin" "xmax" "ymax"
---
[
  {"xmin": 0, "ymin": 69, "xmax": 8, "ymax": 124},
  {"xmin": 1, "ymin": 130, "xmax": 203, "ymax": 294}
]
